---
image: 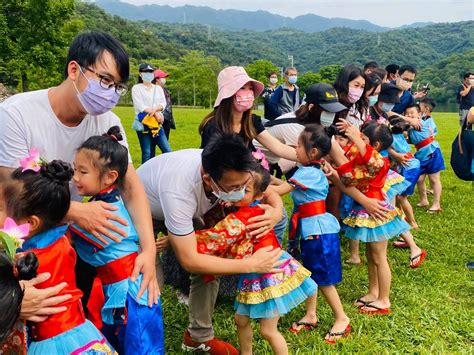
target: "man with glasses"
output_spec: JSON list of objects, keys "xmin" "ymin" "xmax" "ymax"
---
[
  {"xmin": 137, "ymin": 134, "xmax": 283, "ymax": 354},
  {"xmin": 390, "ymin": 64, "xmax": 419, "ymax": 114},
  {"xmin": 0, "ymin": 31, "xmax": 159, "ymax": 322}
]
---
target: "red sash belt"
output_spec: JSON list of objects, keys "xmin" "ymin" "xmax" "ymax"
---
[
  {"xmin": 87, "ymin": 252, "xmax": 137, "ymax": 329},
  {"xmin": 404, "ymin": 152, "xmax": 414, "ymax": 160},
  {"xmin": 289, "ymin": 201, "xmax": 326, "ymax": 240},
  {"xmin": 96, "ymin": 252, "xmax": 137, "ymax": 285},
  {"xmin": 31, "ymin": 300, "xmax": 85, "ymax": 341},
  {"xmin": 415, "ymin": 136, "xmax": 434, "ymax": 150}
]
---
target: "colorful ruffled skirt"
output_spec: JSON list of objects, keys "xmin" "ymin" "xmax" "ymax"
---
[
  {"xmin": 28, "ymin": 320, "xmax": 116, "ymax": 355},
  {"xmin": 234, "ymin": 252, "xmax": 317, "ymax": 319},
  {"xmin": 343, "ymin": 201, "xmax": 411, "ymax": 243},
  {"xmin": 383, "ymin": 169, "xmax": 411, "ymax": 201}
]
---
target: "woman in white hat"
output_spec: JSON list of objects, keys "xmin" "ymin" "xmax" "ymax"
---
[{"xmin": 199, "ymin": 66, "xmax": 297, "ymax": 161}]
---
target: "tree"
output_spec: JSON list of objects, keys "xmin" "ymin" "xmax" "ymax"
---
[
  {"xmin": 169, "ymin": 51, "xmax": 221, "ymax": 107},
  {"xmin": 318, "ymin": 65, "xmax": 343, "ymax": 84},
  {"xmin": 0, "ymin": 0, "xmax": 83, "ymax": 91},
  {"xmin": 298, "ymin": 72, "xmax": 322, "ymax": 93},
  {"xmin": 245, "ymin": 59, "xmax": 280, "ymax": 86}
]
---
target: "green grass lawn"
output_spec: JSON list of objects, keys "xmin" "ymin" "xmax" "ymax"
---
[{"xmin": 114, "ymin": 107, "xmax": 473, "ymax": 353}]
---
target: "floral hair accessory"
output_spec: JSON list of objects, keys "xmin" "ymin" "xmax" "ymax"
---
[
  {"xmin": 252, "ymin": 149, "xmax": 270, "ymax": 171},
  {"xmin": 19, "ymin": 148, "xmax": 46, "ymax": 173},
  {"xmin": 0, "ymin": 218, "xmax": 30, "ymax": 262}
]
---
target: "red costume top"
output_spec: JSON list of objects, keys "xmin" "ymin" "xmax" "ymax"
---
[
  {"xmin": 196, "ymin": 206, "xmax": 279, "ymax": 281},
  {"xmin": 20, "ymin": 225, "xmax": 85, "ymax": 341},
  {"xmin": 336, "ymin": 143, "xmax": 389, "ymax": 200}
]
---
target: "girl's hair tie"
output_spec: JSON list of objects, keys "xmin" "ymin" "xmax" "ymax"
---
[{"xmin": 110, "ymin": 134, "xmax": 118, "ymax": 142}]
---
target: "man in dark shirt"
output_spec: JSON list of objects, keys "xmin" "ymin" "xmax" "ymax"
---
[
  {"xmin": 456, "ymin": 72, "xmax": 474, "ymax": 127},
  {"xmin": 266, "ymin": 67, "xmax": 301, "ymax": 120}
]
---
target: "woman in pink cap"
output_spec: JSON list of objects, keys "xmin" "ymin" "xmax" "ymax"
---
[{"xmin": 199, "ymin": 66, "xmax": 297, "ymax": 161}]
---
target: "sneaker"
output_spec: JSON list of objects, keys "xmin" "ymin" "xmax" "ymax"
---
[{"xmin": 182, "ymin": 330, "xmax": 238, "ymax": 354}]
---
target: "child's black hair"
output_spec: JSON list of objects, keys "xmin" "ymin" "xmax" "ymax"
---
[
  {"xmin": 388, "ymin": 116, "xmax": 411, "ymax": 134},
  {"xmin": 420, "ymin": 97, "xmax": 436, "ymax": 112},
  {"xmin": 251, "ymin": 165, "xmax": 271, "ymax": 196},
  {"xmin": 78, "ymin": 126, "xmax": 129, "ymax": 188},
  {"xmin": 0, "ymin": 250, "xmax": 38, "ymax": 342},
  {"xmin": 2, "ymin": 160, "xmax": 73, "ymax": 233},
  {"xmin": 361, "ymin": 121, "xmax": 394, "ymax": 151},
  {"xmin": 202, "ymin": 133, "xmax": 259, "ymax": 181},
  {"xmin": 404, "ymin": 104, "xmax": 421, "ymax": 114},
  {"xmin": 299, "ymin": 124, "xmax": 333, "ymax": 159}
]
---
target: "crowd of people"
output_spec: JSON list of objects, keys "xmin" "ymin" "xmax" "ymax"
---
[{"xmin": 0, "ymin": 30, "xmax": 471, "ymax": 354}]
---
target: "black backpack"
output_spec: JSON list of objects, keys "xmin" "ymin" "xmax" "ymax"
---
[{"xmin": 450, "ymin": 121, "xmax": 474, "ymax": 181}]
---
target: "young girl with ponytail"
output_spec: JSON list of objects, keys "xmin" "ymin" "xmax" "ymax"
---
[
  {"xmin": 0, "ymin": 157, "xmax": 115, "ymax": 354},
  {"xmin": 69, "ymin": 126, "xmax": 164, "ymax": 354}
]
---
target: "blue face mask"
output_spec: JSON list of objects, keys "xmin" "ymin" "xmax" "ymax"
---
[
  {"xmin": 369, "ymin": 95, "xmax": 378, "ymax": 107},
  {"xmin": 381, "ymin": 102, "xmax": 395, "ymax": 113},
  {"xmin": 210, "ymin": 177, "xmax": 247, "ymax": 202},
  {"xmin": 288, "ymin": 75, "xmax": 297, "ymax": 85},
  {"xmin": 141, "ymin": 72, "xmax": 154, "ymax": 83}
]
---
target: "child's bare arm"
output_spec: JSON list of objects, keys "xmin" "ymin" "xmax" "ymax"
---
[{"xmin": 268, "ymin": 182, "xmax": 295, "ymax": 196}]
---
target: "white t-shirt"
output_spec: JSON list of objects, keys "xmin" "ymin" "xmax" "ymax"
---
[
  {"xmin": 252, "ymin": 111, "xmax": 304, "ymax": 164},
  {"xmin": 137, "ymin": 149, "xmax": 216, "ymax": 236},
  {"xmin": 0, "ymin": 89, "xmax": 130, "ymax": 200},
  {"xmin": 131, "ymin": 84, "xmax": 167, "ymax": 115}
]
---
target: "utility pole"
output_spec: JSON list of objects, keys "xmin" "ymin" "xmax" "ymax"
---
[
  {"xmin": 377, "ymin": 34, "xmax": 381, "ymax": 46},
  {"xmin": 288, "ymin": 55, "xmax": 294, "ymax": 68},
  {"xmin": 183, "ymin": 12, "xmax": 186, "ymax": 24}
]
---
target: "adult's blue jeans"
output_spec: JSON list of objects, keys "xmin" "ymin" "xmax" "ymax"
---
[{"xmin": 137, "ymin": 130, "xmax": 172, "ymax": 164}]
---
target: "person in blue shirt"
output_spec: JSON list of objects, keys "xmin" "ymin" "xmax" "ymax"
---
[
  {"xmin": 407, "ymin": 100, "xmax": 445, "ymax": 213},
  {"xmin": 69, "ymin": 126, "xmax": 164, "ymax": 354},
  {"xmin": 266, "ymin": 67, "xmax": 301, "ymax": 120},
  {"xmin": 272, "ymin": 125, "xmax": 350, "ymax": 344}
]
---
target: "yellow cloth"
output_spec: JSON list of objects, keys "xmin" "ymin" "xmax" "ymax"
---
[{"xmin": 141, "ymin": 114, "xmax": 162, "ymax": 137}]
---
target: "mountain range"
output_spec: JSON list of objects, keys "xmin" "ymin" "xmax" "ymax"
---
[{"xmin": 91, "ymin": 0, "xmax": 434, "ymax": 33}]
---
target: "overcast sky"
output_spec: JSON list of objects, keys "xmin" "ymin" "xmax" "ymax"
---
[{"xmin": 122, "ymin": 0, "xmax": 473, "ymax": 27}]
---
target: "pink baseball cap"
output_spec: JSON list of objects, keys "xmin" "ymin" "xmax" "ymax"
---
[
  {"xmin": 154, "ymin": 69, "xmax": 169, "ymax": 79},
  {"xmin": 214, "ymin": 66, "xmax": 264, "ymax": 108}
]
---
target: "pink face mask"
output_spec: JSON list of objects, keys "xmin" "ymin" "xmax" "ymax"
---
[
  {"xmin": 347, "ymin": 87, "xmax": 364, "ymax": 104},
  {"xmin": 233, "ymin": 89, "xmax": 255, "ymax": 112}
]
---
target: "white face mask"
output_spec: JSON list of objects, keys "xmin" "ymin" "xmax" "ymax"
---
[
  {"xmin": 159, "ymin": 78, "xmax": 167, "ymax": 85},
  {"xmin": 320, "ymin": 111, "xmax": 336, "ymax": 127},
  {"xmin": 269, "ymin": 77, "xmax": 278, "ymax": 85}
]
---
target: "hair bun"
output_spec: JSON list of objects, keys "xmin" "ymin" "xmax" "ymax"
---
[
  {"xmin": 104, "ymin": 126, "xmax": 123, "ymax": 142},
  {"xmin": 15, "ymin": 252, "xmax": 38, "ymax": 281},
  {"xmin": 41, "ymin": 160, "xmax": 74, "ymax": 185}
]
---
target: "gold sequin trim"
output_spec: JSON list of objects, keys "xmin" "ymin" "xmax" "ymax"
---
[
  {"xmin": 343, "ymin": 208, "xmax": 403, "ymax": 228},
  {"xmin": 236, "ymin": 266, "xmax": 312, "ymax": 305}
]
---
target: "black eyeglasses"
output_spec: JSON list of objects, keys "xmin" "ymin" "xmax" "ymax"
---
[{"xmin": 83, "ymin": 67, "xmax": 128, "ymax": 96}]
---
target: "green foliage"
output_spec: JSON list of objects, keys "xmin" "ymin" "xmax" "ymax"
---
[
  {"xmin": 0, "ymin": 0, "xmax": 83, "ymax": 91},
  {"xmin": 1, "ymin": 1, "xmax": 472, "ymax": 106},
  {"xmin": 298, "ymin": 71, "xmax": 322, "ymax": 93},
  {"xmin": 416, "ymin": 48, "xmax": 474, "ymax": 104},
  {"xmin": 245, "ymin": 59, "xmax": 280, "ymax": 86}
]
